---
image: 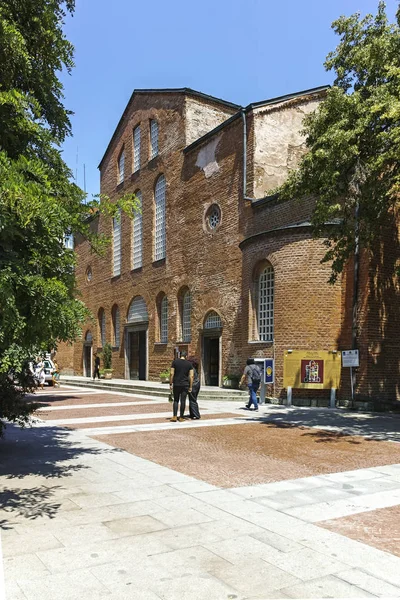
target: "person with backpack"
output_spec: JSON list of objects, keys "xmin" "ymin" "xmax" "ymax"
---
[{"xmin": 240, "ymin": 358, "xmax": 261, "ymax": 411}]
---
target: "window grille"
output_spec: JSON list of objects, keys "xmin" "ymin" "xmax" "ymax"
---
[
  {"xmin": 85, "ymin": 331, "xmax": 92, "ymax": 342},
  {"xmin": 182, "ymin": 291, "xmax": 191, "ymax": 342},
  {"xmin": 127, "ymin": 297, "xmax": 148, "ymax": 323},
  {"xmin": 99, "ymin": 310, "xmax": 106, "ymax": 347},
  {"xmin": 204, "ymin": 311, "xmax": 222, "ymax": 329},
  {"xmin": 154, "ymin": 175, "xmax": 166, "ymax": 261},
  {"xmin": 132, "ymin": 191, "xmax": 143, "ymax": 269},
  {"xmin": 113, "ymin": 307, "xmax": 120, "ymax": 347},
  {"xmin": 118, "ymin": 150, "xmax": 125, "ymax": 184},
  {"xmin": 133, "ymin": 126, "xmax": 141, "ymax": 172},
  {"xmin": 112, "ymin": 208, "xmax": 122, "ymax": 276},
  {"xmin": 160, "ymin": 295, "xmax": 168, "ymax": 343},
  {"xmin": 150, "ymin": 120, "xmax": 159, "ymax": 159},
  {"xmin": 258, "ymin": 266, "xmax": 274, "ymax": 341}
]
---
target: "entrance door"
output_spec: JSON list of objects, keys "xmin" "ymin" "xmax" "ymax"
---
[
  {"xmin": 128, "ymin": 330, "xmax": 147, "ymax": 380},
  {"xmin": 203, "ymin": 337, "xmax": 220, "ymax": 386},
  {"xmin": 84, "ymin": 345, "xmax": 92, "ymax": 377}
]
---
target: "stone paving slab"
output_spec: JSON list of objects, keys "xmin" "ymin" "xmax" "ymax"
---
[{"xmin": 2, "ymin": 388, "xmax": 400, "ymax": 599}]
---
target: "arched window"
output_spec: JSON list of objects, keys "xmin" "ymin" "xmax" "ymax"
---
[
  {"xmin": 154, "ymin": 175, "xmax": 166, "ymax": 261},
  {"xmin": 98, "ymin": 309, "xmax": 106, "ymax": 347},
  {"xmin": 133, "ymin": 126, "xmax": 141, "ymax": 172},
  {"xmin": 257, "ymin": 265, "xmax": 274, "ymax": 341},
  {"xmin": 118, "ymin": 149, "xmax": 125, "ymax": 184},
  {"xmin": 112, "ymin": 306, "xmax": 120, "ymax": 348},
  {"xmin": 132, "ymin": 191, "xmax": 143, "ymax": 269},
  {"xmin": 85, "ymin": 331, "xmax": 93, "ymax": 343},
  {"xmin": 112, "ymin": 208, "xmax": 122, "ymax": 277},
  {"xmin": 127, "ymin": 296, "xmax": 148, "ymax": 324},
  {"xmin": 159, "ymin": 295, "xmax": 168, "ymax": 343},
  {"xmin": 182, "ymin": 290, "xmax": 191, "ymax": 342},
  {"xmin": 204, "ymin": 311, "xmax": 222, "ymax": 330},
  {"xmin": 150, "ymin": 119, "xmax": 159, "ymax": 159}
]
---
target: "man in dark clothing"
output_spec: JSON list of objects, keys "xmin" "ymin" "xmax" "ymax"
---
[
  {"xmin": 169, "ymin": 350, "xmax": 193, "ymax": 422},
  {"xmin": 93, "ymin": 353, "xmax": 101, "ymax": 380}
]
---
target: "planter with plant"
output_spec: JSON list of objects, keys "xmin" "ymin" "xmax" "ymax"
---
[
  {"xmin": 102, "ymin": 343, "xmax": 113, "ymax": 379},
  {"xmin": 159, "ymin": 368, "xmax": 171, "ymax": 383},
  {"xmin": 223, "ymin": 374, "xmax": 240, "ymax": 389}
]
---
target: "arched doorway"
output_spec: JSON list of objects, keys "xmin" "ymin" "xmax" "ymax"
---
[
  {"xmin": 202, "ymin": 311, "xmax": 222, "ymax": 386},
  {"xmin": 83, "ymin": 331, "xmax": 93, "ymax": 377},
  {"xmin": 125, "ymin": 297, "xmax": 148, "ymax": 380}
]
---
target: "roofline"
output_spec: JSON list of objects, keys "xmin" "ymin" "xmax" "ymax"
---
[
  {"xmin": 97, "ymin": 88, "xmax": 241, "ymax": 170},
  {"xmin": 239, "ymin": 219, "xmax": 340, "ymax": 250},
  {"xmin": 244, "ymin": 85, "xmax": 330, "ymax": 110},
  {"xmin": 183, "ymin": 85, "xmax": 330, "ymax": 155}
]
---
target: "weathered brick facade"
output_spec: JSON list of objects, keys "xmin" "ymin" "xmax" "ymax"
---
[{"xmin": 58, "ymin": 87, "xmax": 399, "ymax": 405}]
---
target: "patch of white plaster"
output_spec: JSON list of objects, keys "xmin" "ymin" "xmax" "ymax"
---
[{"xmin": 196, "ymin": 135, "xmax": 221, "ymax": 178}]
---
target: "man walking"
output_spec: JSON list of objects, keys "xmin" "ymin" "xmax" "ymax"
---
[
  {"xmin": 169, "ymin": 350, "xmax": 193, "ymax": 422},
  {"xmin": 93, "ymin": 353, "xmax": 101, "ymax": 380},
  {"xmin": 240, "ymin": 357, "xmax": 261, "ymax": 411}
]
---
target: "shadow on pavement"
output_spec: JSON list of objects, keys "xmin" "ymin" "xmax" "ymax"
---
[
  {"xmin": 240, "ymin": 406, "xmax": 400, "ymax": 443},
  {"xmin": 0, "ymin": 423, "xmax": 121, "ymax": 529}
]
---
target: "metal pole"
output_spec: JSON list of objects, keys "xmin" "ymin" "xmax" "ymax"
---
[
  {"xmin": 350, "ymin": 366, "xmax": 354, "ymax": 403},
  {"xmin": 330, "ymin": 388, "xmax": 336, "ymax": 408},
  {"xmin": 287, "ymin": 386, "xmax": 292, "ymax": 407}
]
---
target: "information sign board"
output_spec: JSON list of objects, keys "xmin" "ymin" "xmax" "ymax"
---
[
  {"xmin": 283, "ymin": 350, "xmax": 341, "ymax": 390},
  {"xmin": 342, "ymin": 349, "xmax": 359, "ymax": 368}
]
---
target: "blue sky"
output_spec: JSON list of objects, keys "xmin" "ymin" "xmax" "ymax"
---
[{"xmin": 60, "ymin": 0, "xmax": 398, "ymax": 200}]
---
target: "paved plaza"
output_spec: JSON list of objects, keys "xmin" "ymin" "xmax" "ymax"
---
[{"xmin": 1, "ymin": 385, "xmax": 400, "ymax": 599}]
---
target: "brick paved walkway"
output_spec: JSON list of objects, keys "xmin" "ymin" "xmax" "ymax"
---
[{"xmin": 1, "ymin": 385, "xmax": 400, "ymax": 599}]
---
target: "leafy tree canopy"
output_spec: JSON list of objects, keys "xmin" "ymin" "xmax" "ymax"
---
[
  {"xmin": 0, "ymin": 0, "xmax": 137, "ymax": 433},
  {"xmin": 279, "ymin": 1, "xmax": 400, "ymax": 282}
]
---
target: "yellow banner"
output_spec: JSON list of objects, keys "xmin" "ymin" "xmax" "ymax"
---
[{"xmin": 283, "ymin": 350, "xmax": 341, "ymax": 390}]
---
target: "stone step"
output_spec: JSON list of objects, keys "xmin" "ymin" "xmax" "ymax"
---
[{"xmin": 60, "ymin": 377, "xmax": 248, "ymax": 402}]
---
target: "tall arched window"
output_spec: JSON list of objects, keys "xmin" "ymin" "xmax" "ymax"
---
[
  {"xmin": 258, "ymin": 265, "xmax": 274, "ymax": 341},
  {"xmin": 112, "ymin": 305, "xmax": 120, "ymax": 348},
  {"xmin": 118, "ymin": 149, "xmax": 125, "ymax": 184},
  {"xmin": 98, "ymin": 308, "xmax": 106, "ymax": 347},
  {"xmin": 133, "ymin": 126, "xmax": 141, "ymax": 172},
  {"xmin": 112, "ymin": 208, "xmax": 122, "ymax": 276},
  {"xmin": 160, "ymin": 295, "xmax": 168, "ymax": 343},
  {"xmin": 132, "ymin": 191, "xmax": 143, "ymax": 269},
  {"xmin": 127, "ymin": 296, "xmax": 148, "ymax": 324},
  {"xmin": 150, "ymin": 119, "xmax": 159, "ymax": 159},
  {"xmin": 182, "ymin": 290, "xmax": 191, "ymax": 342},
  {"xmin": 154, "ymin": 174, "xmax": 166, "ymax": 261}
]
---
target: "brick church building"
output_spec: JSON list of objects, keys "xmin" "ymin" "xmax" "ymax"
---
[{"xmin": 58, "ymin": 87, "xmax": 399, "ymax": 406}]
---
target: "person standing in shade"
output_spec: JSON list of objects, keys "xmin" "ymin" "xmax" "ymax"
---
[
  {"xmin": 93, "ymin": 353, "xmax": 101, "ymax": 380},
  {"xmin": 187, "ymin": 355, "xmax": 201, "ymax": 419},
  {"xmin": 169, "ymin": 350, "xmax": 193, "ymax": 422},
  {"xmin": 240, "ymin": 358, "xmax": 261, "ymax": 411}
]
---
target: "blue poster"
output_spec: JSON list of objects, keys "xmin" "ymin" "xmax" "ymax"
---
[{"xmin": 265, "ymin": 359, "xmax": 274, "ymax": 384}]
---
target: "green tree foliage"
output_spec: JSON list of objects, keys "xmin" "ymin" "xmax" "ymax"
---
[
  {"xmin": 0, "ymin": 0, "xmax": 137, "ymax": 434},
  {"xmin": 279, "ymin": 2, "xmax": 400, "ymax": 282}
]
